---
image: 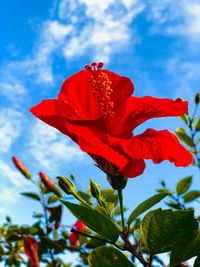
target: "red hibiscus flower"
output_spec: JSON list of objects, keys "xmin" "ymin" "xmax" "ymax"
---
[
  {"xmin": 69, "ymin": 220, "xmax": 85, "ymax": 247},
  {"xmin": 30, "ymin": 62, "xmax": 192, "ymax": 178},
  {"xmin": 23, "ymin": 236, "xmax": 39, "ymax": 267}
]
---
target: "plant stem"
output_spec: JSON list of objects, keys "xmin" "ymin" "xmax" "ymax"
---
[
  {"xmin": 73, "ymin": 192, "xmax": 90, "ymax": 207},
  {"xmin": 188, "ymin": 115, "xmax": 200, "ymax": 169},
  {"xmin": 118, "ymin": 188, "xmax": 125, "ymax": 235},
  {"xmin": 153, "ymin": 255, "xmax": 166, "ymax": 266},
  {"xmin": 123, "ymin": 235, "xmax": 149, "ymax": 266},
  {"xmin": 40, "ymin": 191, "xmax": 57, "ymax": 266}
]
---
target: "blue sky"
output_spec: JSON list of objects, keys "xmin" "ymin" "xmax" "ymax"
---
[{"xmin": 0, "ymin": 0, "xmax": 200, "ymax": 263}]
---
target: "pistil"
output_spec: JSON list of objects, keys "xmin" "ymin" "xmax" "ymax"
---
[{"xmin": 85, "ymin": 62, "xmax": 115, "ymax": 117}]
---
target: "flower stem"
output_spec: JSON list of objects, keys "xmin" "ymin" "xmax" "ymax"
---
[
  {"xmin": 73, "ymin": 192, "xmax": 90, "ymax": 207},
  {"xmin": 117, "ymin": 188, "xmax": 125, "ymax": 235},
  {"xmin": 124, "ymin": 238, "xmax": 149, "ymax": 266},
  {"xmin": 39, "ymin": 187, "xmax": 57, "ymax": 266},
  {"xmin": 187, "ymin": 113, "xmax": 200, "ymax": 170}
]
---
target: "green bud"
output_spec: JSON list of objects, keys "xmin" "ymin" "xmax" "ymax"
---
[
  {"xmin": 70, "ymin": 173, "xmax": 75, "ymax": 181},
  {"xmin": 57, "ymin": 176, "xmax": 75, "ymax": 195},
  {"xmin": 195, "ymin": 92, "xmax": 200, "ymax": 105},
  {"xmin": 107, "ymin": 175, "xmax": 127, "ymax": 190},
  {"xmin": 90, "ymin": 179, "xmax": 100, "ymax": 199}
]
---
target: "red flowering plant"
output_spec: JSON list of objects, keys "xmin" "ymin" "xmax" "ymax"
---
[
  {"xmin": 28, "ymin": 63, "xmax": 200, "ymax": 266},
  {"xmin": 2, "ymin": 65, "xmax": 200, "ymax": 266},
  {"xmin": 30, "ymin": 62, "xmax": 192, "ymax": 185}
]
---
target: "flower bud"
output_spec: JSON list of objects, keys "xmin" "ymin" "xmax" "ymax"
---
[
  {"xmin": 195, "ymin": 92, "xmax": 200, "ymax": 105},
  {"xmin": 57, "ymin": 176, "xmax": 75, "ymax": 195},
  {"xmin": 90, "ymin": 179, "xmax": 100, "ymax": 199},
  {"xmin": 23, "ymin": 236, "xmax": 39, "ymax": 267},
  {"xmin": 107, "ymin": 174, "xmax": 127, "ymax": 190},
  {"xmin": 70, "ymin": 173, "xmax": 75, "ymax": 180},
  {"xmin": 69, "ymin": 232, "xmax": 79, "ymax": 247},
  {"xmin": 39, "ymin": 172, "xmax": 62, "ymax": 197},
  {"xmin": 69, "ymin": 220, "xmax": 85, "ymax": 249},
  {"xmin": 12, "ymin": 156, "xmax": 32, "ymax": 179},
  {"xmin": 74, "ymin": 219, "xmax": 85, "ymax": 232}
]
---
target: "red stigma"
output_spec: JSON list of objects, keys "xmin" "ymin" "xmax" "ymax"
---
[
  {"xmin": 84, "ymin": 62, "xmax": 104, "ymax": 71},
  {"xmin": 84, "ymin": 64, "xmax": 92, "ymax": 70},
  {"xmin": 97, "ymin": 62, "xmax": 104, "ymax": 69}
]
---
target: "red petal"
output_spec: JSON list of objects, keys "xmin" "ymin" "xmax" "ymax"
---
[
  {"xmin": 120, "ymin": 158, "xmax": 146, "ymax": 178},
  {"xmin": 124, "ymin": 129, "xmax": 193, "ymax": 167},
  {"xmin": 103, "ymin": 70, "xmax": 134, "ymax": 109},
  {"xmin": 75, "ymin": 220, "xmax": 85, "ymax": 232},
  {"xmin": 70, "ymin": 232, "xmax": 79, "ymax": 246},
  {"xmin": 58, "ymin": 70, "xmax": 102, "ymax": 119},
  {"xmin": 58, "ymin": 70, "xmax": 134, "ymax": 119},
  {"xmin": 30, "ymin": 103, "xmax": 131, "ymax": 173},
  {"xmin": 107, "ymin": 135, "xmax": 146, "ymax": 177},
  {"xmin": 30, "ymin": 99, "xmax": 78, "ymax": 120},
  {"xmin": 117, "ymin": 97, "xmax": 188, "ymax": 138}
]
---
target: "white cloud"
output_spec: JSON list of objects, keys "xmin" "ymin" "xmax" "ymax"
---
[
  {"xmin": 28, "ymin": 121, "xmax": 86, "ymax": 172},
  {"xmin": 148, "ymin": 0, "xmax": 200, "ymax": 40},
  {"xmin": 166, "ymin": 57, "xmax": 200, "ymax": 99},
  {"xmin": 0, "ymin": 82, "xmax": 26, "ymax": 104},
  {"xmin": 146, "ymin": 0, "xmax": 200, "ymax": 98},
  {"xmin": 0, "ymin": 0, "xmax": 145, "ymax": 87},
  {"xmin": 0, "ymin": 160, "xmax": 26, "ymax": 189},
  {"xmin": 61, "ymin": 0, "xmax": 144, "ymax": 63},
  {"xmin": 0, "ymin": 108, "xmax": 24, "ymax": 153},
  {"xmin": 166, "ymin": 2, "xmax": 200, "ymax": 39},
  {"xmin": 2, "ymin": 20, "xmax": 73, "ymax": 86},
  {"xmin": 29, "ymin": 20, "xmax": 73, "ymax": 84},
  {"xmin": 0, "ymin": 160, "xmax": 28, "ymax": 216}
]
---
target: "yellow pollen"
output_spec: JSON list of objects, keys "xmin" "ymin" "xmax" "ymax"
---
[{"xmin": 89, "ymin": 72, "xmax": 115, "ymax": 116}]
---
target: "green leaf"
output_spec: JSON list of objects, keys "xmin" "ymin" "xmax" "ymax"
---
[
  {"xmin": 175, "ymin": 127, "xmax": 194, "ymax": 147},
  {"xmin": 33, "ymin": 213, "xmax": 43, "ymax": 218},
  {"xmin": 184, "ymin": 190, "xmax": 200, "ymax": 202},
  {"xmin": 101, "ymin": 189, "xmax": 118, "ymax": 205},
  {"xmin": 76, "ymin": 190, "xmax": 91, "ymax": 204},
  {"xmin": 86, "ymin": 237, "xmax": 105, "ymax": 249},
  {"xmin": 61, "ymin": 201, "xmax": 119, "ymax": 242},
  {"xmin": 47, "ymin": 194, "xmax": 59, "ymax": 204},
  {"xmin": 21, "ymin": 192, "xmax": 40, "ymax": 201},
  {"xmin": 170, "ymin": 231, "xmax": 200, "ymax": 264},
  {"xmin": 166, "ymin": 201, "xmax": 182, "ymax": 210},
  {"xmin": 194, "ymin": 256, "xmax": 200, "ymax": 267},
  {"xmin": 48, "ymin": 205, "xmax": 62, "ymax": 227},
  {"xmin": 141, "ymin": 209, "xmax": 198, "ymax": 255},
  {"xmin": 156, "ymin": 188, "xmax": 171, "ymax": 194},
  {"xmin": 41, "ymin": 236, "xmax": 63, "ymax": 253},
  {"xmin": 88, "ymin": 246, "xmax": 134, "ymax": 267},
  {"xmin": 134, "ymin": 229, "xmax": 141, "ymax": 241},
  {"xmin": 176, "ymin": 176, "xmax": 192, "ymax": 195},
  {"xmin": 127, "ymin": 193, "xmax": 169, "ymax": 225},
  {"xmin": 179, "ymin": 115, "xmax": 188, "ymax": 124},
  {"xmin": 114, "ymin": 206, "xmax": 127, "ymax": 216},
  {"xmin": 194, "ymin": 118, "xmax": 200, "ymax": 131}
]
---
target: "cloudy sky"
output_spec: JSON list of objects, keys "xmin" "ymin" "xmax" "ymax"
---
[{"xmin": 0, "ymin": 0, "xmax": 200, "ymax": 262}]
